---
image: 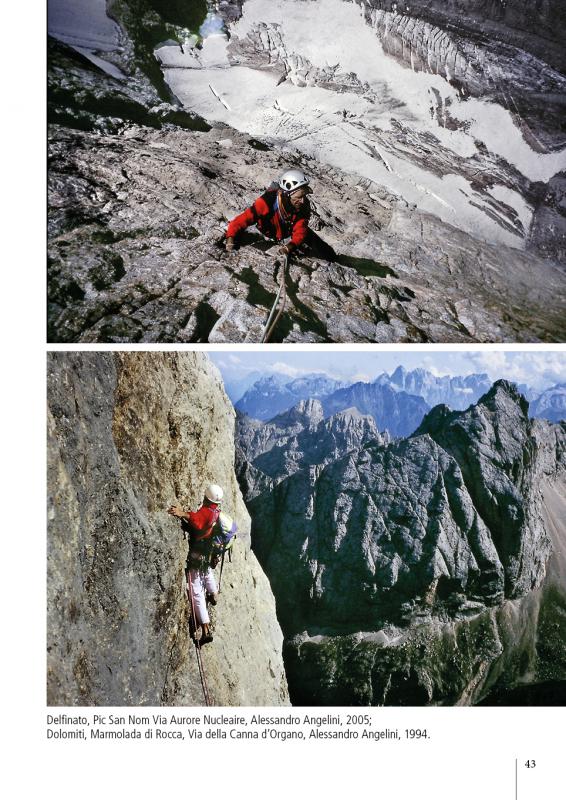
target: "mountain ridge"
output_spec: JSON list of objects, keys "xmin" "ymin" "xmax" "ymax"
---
[{"xmin": 237, "ymin": 379, "xmax": 566, "ymax": 704}]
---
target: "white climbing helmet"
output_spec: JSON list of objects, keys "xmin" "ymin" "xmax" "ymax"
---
[
  {"xmin": 204, "ymin": 483, "xmax": 224, "ymax": 503},
  {"xmin": 279, "ymin": 168, "xmax": 311, "ymax": 194}
]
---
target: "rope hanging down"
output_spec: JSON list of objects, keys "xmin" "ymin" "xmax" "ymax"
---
[
  {"xmin": 186, "ymin": 571, "xmax": 212, "ymax": 706},
  {"xmin": 261, "ymin": 255, "xmax": 288, "ymax": 343}
]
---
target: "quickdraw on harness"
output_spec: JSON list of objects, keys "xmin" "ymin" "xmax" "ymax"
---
[
  {"xmin": 183, "ymin": 510, "xmax": 236, "ymax": 575},
  {"xmin": 182, "ymin": 512, "xmax": 237, "ymax": 704}
]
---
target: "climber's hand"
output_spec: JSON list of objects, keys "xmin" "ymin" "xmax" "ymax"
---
[{"xmin": 168, "ymin": 505, "xmax": 185, "ymax": 518}]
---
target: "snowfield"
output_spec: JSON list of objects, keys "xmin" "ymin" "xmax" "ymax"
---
[{"xmin": 156, "ymin": 0, "xmax": 566, "ymax": 249}]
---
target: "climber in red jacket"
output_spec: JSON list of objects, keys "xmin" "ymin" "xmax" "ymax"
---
[
  {"xmin": 168, "ymin": 483, "xmax": 223, "ymax": 645},
  {"xmin": 225, "ymin": 168, "xmax": 336, "ymax": 260}
]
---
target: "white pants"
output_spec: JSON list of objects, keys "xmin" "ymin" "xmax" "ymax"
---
[{"xmin": 188, "ymin": 568, "xmax": 218, "ymax": 625}]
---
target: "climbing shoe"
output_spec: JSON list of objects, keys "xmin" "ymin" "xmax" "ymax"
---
[
  {"xmin": 200, "ymin": 632, "xmax": 214, "ymax": 645},
  {"xmin": 206, "ymin": 592, "xmax": 218, "ymax": 606}
]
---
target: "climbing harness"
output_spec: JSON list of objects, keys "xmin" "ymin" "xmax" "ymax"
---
[
  {"xmin": 261, "ymin": 255, "xmax": 288, "ymax": 343},
  {"xmin": 186, "ymin": 569, "xmax": 212, "ymax": 706},
  {"xmin": 181, "ymin": 510, "xmax": 237, "ymax": 705}
]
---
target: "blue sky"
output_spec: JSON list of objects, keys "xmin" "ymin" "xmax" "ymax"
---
[{"xmin": 210, "ymin": 350, "xmax": 566, "ymax": 397}]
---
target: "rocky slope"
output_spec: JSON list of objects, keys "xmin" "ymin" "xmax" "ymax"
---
[
  {"xmin": 47, "ymin": 352, "xmax": 288, "ymax": 706},
  {"xmin": 236, "ymin": 399, "xmax": 390, "ymax": 499},
  {"xmin": 47, "ymin": 2, "xmax": 566, "ymax": 343},
  {"xmin": 241, "ymin": 381, "xmax": 566, "ymax": 704}
]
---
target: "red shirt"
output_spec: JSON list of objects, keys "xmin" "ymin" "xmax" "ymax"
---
[
  {"xmin": 226, "ymin": 191, "xmax": 309, "ymax": 249},
  {"xmin": 186, "ymin": 503, "xmax": 220, "ymax": 541}
]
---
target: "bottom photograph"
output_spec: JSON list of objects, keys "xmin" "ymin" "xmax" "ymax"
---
[{"xmin": 46, "ymin": 350, "xmax": 566, "ymax": 707}]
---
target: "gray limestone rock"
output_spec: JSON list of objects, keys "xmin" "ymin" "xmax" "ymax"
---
[
  {"xmin": 240, "ymin": 381, "xmax": 566, "ymax": 704},
  {"xmin": 47, "ymin": 352, "xmax": 289, "ymax": 706},
  {"xmin": 414, "ymin": 381, "xmax": 553, "ymax": 597},
  {"xmin": 284, "ymin": 476, "xmax": 566, "ymax": 706},
  {"xmin": 237, "ymin": 400, "xmax": 390, "ymax": 500},
  {"xmin": 47, "ymin": 6, "xmax": 566, "ymax": 343}
]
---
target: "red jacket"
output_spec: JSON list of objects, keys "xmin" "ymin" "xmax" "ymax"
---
[
  {"xmin": 226, "ymin": 190, "xmax": 310, "ymax": 250},
  {"xmin": 185, "ymin": 503, "xmax": 220, "ymax": 541}
]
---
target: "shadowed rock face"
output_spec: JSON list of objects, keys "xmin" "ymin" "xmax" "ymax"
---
[
  {"xmin": 47, "ymin": 352, "xmax": 288, "ymax": 706},
  {"xmin": 414, "ymin": 382, "xmax": 554, "ymax": 598},
  {"xmin": 240, "ymin": 381, "xmax": 566, "ymax": 704},
  {"xmin": 363, "ymin": 1, "xmax": 566, "ymax": 74},
  {"xmin": 47, "ymin": 3, "xmax": 566, "ymax": 343}
]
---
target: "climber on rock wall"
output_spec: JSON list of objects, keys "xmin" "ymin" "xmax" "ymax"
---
[
  {"xmin": 168, "ymin": 483, "xmax": 224, "ymax": 645},
  {"xmin": 224, "ymin": 168, "xmax": 336, "ymax": 261}
]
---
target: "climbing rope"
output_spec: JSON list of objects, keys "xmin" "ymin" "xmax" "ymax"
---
[
  {"xmin": 218, "ymin": 548, "xmax": 227, "ymax": 593},
  {"xmin": 186, "ymin": 569, "xmax": 212, "ymax": 706},
  {"xmin": 261, "ymin": 255, "xmax": 288, "ymax": 343}
]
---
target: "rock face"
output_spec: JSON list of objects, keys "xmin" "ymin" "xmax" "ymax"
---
[
  {"xmin": 47, "ymin": 352, "xmax": 289, "ymax": 706},
  {"xmin": 47, "ymin": 2, "xmax": 566, "ymax": 343},
  {"xmin": 48, "ymin": 121, "xmax": 566, "ymax": 344},
  {"xmin": 414, "ymin": 384, "xmax": 552, "ymax": 597},
  {"xmin": 240, "ymin": 381, "xmax": 566, "ymax": 704},
  {"xmin": 237, "ymin": 400, "xmax": 390, "ymax": 499},
  {"xmin": 361, "ymin": 1, "xmax": 566, "ymax": 75}
]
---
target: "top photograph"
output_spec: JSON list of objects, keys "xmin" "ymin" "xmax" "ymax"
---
[{"xmin": 47, "ymin": 0, "xmax": 566, "ymax": 344}]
